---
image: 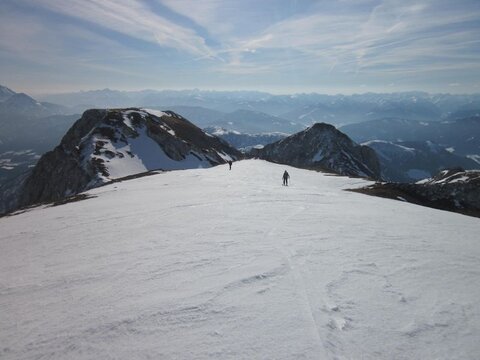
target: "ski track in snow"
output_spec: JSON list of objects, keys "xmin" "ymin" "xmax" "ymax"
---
[{"xmin": 1, "ymin": 160, "xmax": 480, "ymax": 359}]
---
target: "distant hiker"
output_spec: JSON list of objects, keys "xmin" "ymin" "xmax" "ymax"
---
[
  {"xmin": 283, "ymin": 170, "xmax": 290, "ymax": 186},
  {"xmin": 228, "ymin": 160, "xmax": 233, "ymax": 170}
]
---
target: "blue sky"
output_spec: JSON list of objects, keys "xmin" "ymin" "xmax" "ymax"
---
[{"xmin": 1, "ymin": 0, "xmax": 480, "ymax": 95}]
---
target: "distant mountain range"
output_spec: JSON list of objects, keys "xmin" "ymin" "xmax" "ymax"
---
[
  {"xmin": 364, "ymin": 140, "xmax": 478, "ymax": 182},
  {"xmin": 38, "ymin": 88, "xmax": 480, "ymax": 127},
  {"xmin": 0, "ymin": 85, "xmax": 80, "ymax": 192},
  {"xmin": 210, "ymin": 109, "xmax": 304, "ymax": 134},
  {"xmin": 204, "ymin": 127, "xmax": 287, "ymax": 150},
  {"xmin": 340, "ymin": 116, "xmax": 480, "ymax": 158},
  {"xmin": 0, "ymin": 85, "xmax": 69, "ymax": 117},
  {"xmin": 149, "ymin": 106, "xmax": 304, "ymax": 134},
  {"xmin": 157, "ymin": 105, "xmax": 225, "ymax": 128},
  {"xmin": 0, "ymin": 85, "xmax": 77, "ymax": 153}
]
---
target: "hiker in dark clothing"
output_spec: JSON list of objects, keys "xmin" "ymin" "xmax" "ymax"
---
[
  {"xmin": 283, "ymin": 170, "xmax": 290, "ymax": 186},
  {"xmin": 228, "ymin": 160, "xmax": 233, "ymax": 170}
]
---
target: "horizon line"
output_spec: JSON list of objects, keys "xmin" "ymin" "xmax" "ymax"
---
[{"xmin": 16, "ymin": 86, "xmax": 480, "ymax": 98}]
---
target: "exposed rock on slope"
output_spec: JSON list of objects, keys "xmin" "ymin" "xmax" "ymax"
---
[
  {"xmin": 252, "ymin": 123, "xmax": 381, "ymax": 179},
  {"xmin": 352, "ymin": 168, "xmax": 480, "ymax": 217},
  {"xmin": 18, "ymin": 108, "xmax": 241, "ymax": 208}
]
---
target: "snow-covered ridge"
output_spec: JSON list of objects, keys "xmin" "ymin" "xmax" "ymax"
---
[{"xmin": 1, "ymin": 160, "xmax": 479, "ymax": 359}]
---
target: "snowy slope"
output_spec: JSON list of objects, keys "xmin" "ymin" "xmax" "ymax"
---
[{"xmin": 1, "ymin": 160, "xmax": 479, "ymax": 360}]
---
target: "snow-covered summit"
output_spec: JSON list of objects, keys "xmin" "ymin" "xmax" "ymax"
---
[
  {"xmin": 1, "ymin": 160, "xmax": 479, "ymax": 359},
  {"xmin": 17, "ymin": 108, "xmax": 241, "ymax": 209},
  {"xmin": 254, "ymin": 123, "xmax": 381, "ymax": 179}
]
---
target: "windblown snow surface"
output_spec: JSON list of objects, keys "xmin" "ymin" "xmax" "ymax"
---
[{"xmin": 1, "ymin": 160, "xmax": 479, "ymax": 359}]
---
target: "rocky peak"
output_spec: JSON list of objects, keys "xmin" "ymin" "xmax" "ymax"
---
[{"xmin": 252, "ymin": 122, "xmax": 381, "ymax": 179}]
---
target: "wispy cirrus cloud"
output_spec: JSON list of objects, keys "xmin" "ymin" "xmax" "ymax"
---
[
  {"xmin": 0, "ymin": 3, "xmax": 164, "ymax": 92},
  {"xmin": 159, "ymin": 0, "xmax": 232, "ymax": 36},
  {"xmin": 0, "ymin": 9, "xmax": 142, "ymax": 69},
  {"xmin": 190, "ymin": 0, "xmax": 480, "ymax": 76},
  {"xmin": 25, "ymin": 0, "xmax": 215, "ymax": 58},
  {"xmin": 159, "ymin": 0, "xmax": 297, "ymax": 39}
]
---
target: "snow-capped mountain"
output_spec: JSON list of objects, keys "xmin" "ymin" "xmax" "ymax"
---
[
  {"xmin": 17, "ymin": 108, "xmax": 241, "ymax": 210},
  {"xmin": 356, "ymin": 167, "xmax": 480, "ymax": 217},
  {"xmin": 365, "ymin": 140, "xmax": 479, "ymax": 182},
  {"xmin": 253, "ymin": 123, "xmax": 381, "ymax": 179},
  {"xmin": 1, "ymin": 160, "xmax": 479, "ymax": 359}
]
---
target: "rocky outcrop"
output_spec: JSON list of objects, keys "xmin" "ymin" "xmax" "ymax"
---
[
  {"xmin": 251, "ymin": 123, "xmax": 381, "ymax": 179},
  {"xmin": 352, "ymin": 168, "xmax": 480, "ymax": 217},
  {"xmin": 16, "ymin": 108, "xmax": 241, "ymax": 210}
]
